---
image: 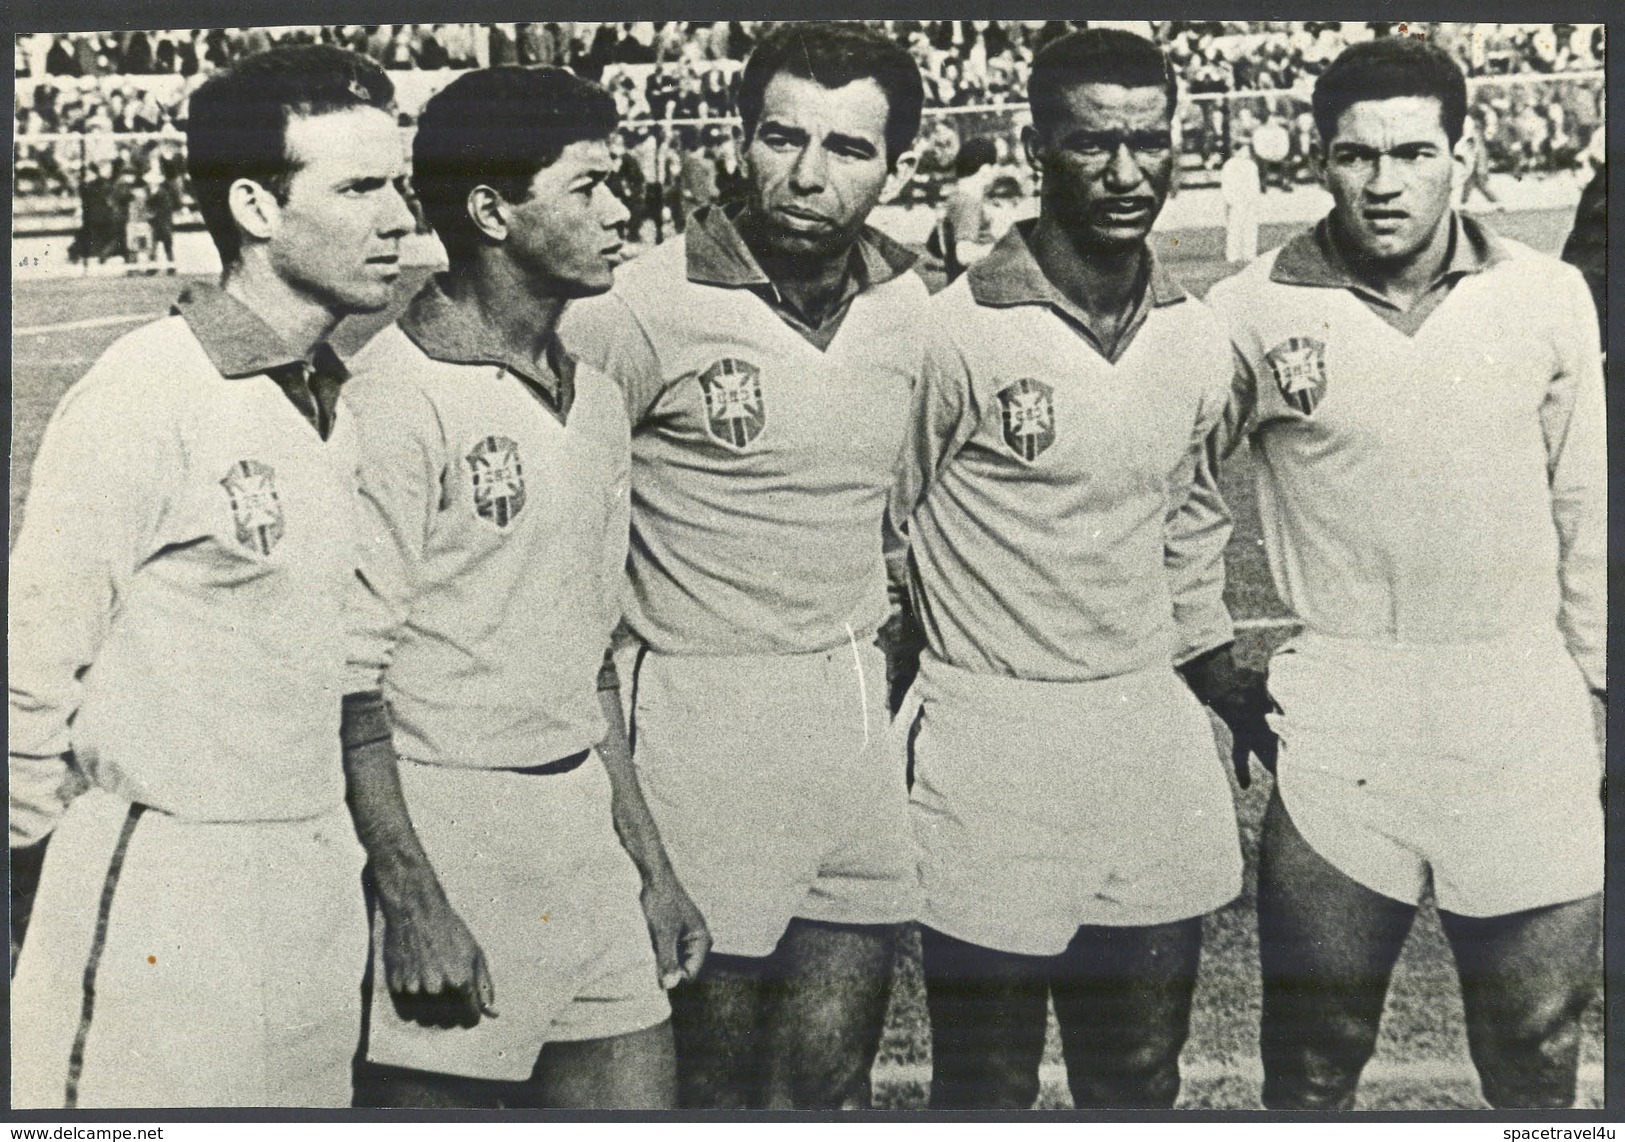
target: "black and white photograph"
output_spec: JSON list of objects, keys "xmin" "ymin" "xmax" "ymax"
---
[{"xmin": 7, "ymin": 13, "xmax": 1612, "ymax": 1119}]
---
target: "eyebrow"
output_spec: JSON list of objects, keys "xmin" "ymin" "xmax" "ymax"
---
[
  {"xmin": 1057, "ymin": 128, "xmax": 1171, "ymax": 149},
  {"xmin": 759, "ymin": 119, "xmax": 881, "ymax": 156}
]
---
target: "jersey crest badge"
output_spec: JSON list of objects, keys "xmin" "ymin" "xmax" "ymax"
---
[
  {"xmin": 697, "ymin": 358, "xmax": 765, "ymax": 449},
  {"xmin": 220, "ymin": 460, "xmax": 284, "ymax": 555},
  {"xmin": 466, "ymin": 435, "xmax": 526, "ymax": 528},
  {"xmin": 997, "ymin": 378, "xmax": 1055, "ymax": 462},
  {"xmin": 1265, "ymin": 336, "xmax": 1329, "ymax": 415}
]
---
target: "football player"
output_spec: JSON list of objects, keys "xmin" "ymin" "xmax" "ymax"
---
[
  {"xmin": 561, "ymin": 22, "xmax": 927, "ymax": 1109},
  {"xmin": 1205, "ymin": 37, "xmax": 1605, "ymax": 1110},
  {"xmin": 892, "ymin": 29, "xmax": 1269, "ymax": 1109},
  {"xmin": 341, "ymin": 67, "xmax": 707, "ymax": 1110},
  {"xmin": 9, "ymin": 46, "xmax": 413, "ymax": 1107}
]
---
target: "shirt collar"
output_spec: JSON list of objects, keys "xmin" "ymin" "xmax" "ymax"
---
[
  {"xmin": 1270, "ymin": 210, "xmax": 1511, "ymax": 294},
  {"xmin": 684, "ymin": 201, "xmax": 919, "ymax": 297},
  {"xmin": 172, "ymin": 281, "xmax": 347, "ymax": 381},
  {"xmin": 967, "ymin": 218, "xmax": 1188, "ymax": 313},
  {"xmin": 398, "ymin": 277, "xmax": 577, "ymax": 418}
]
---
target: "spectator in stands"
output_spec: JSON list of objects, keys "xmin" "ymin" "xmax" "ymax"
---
[{"xmin": 931, "ymin": 135, "xmax": 998, "ymax": 278}]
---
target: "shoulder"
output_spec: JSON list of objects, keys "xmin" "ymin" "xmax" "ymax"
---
[
  {"xmin": 54, "ymin": 314, "xmax": 210, "ymax": 429},
  {"xmin": 342, "ymin": 325, "xmax": 443, "ymax": 437},
  {"xmin": 1203, "ymin": 246, "xmax": 1288, "ymax": 315},
  {"xmin": 604, "ymin": 235, "xmax": 691, "ymax": 308}
]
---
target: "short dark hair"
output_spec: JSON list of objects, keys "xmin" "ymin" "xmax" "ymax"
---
[
  {"xmin": 1313, "ymin": 36, "xmax": 1468, "ymax": 147},
  {"xmin": 186, "ymin": 44, "xmax": 395, "ymax": 267},
  {"xmin": 954, "ymin": 136, "xmax": 998, "ymax": 179},
  {"xmin": 411, "ymin": 66, "xmax": 618, "ymax": 264},
  {"xmin": 737, "ymin": 22, "xmax": 924, "ymax": 166},
  {"xmin": 1028, "ymin": 29, "xmax": 1177, "ymax": 141}
]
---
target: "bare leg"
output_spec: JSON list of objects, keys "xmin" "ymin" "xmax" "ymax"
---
[
  {"xmin": 532, "ymin": 1020, "xmax": 677, "ymax": 1109},
  {"xmin": 1257, "ymin": 790, "xmax": 1417, "ymax": 1110},
  {"xmin": 666, "ymin": 952, "xmax": 767, "ymax": 1109},
  {"xmin": 1052, "ymin": 917, "xmax": 1203, "ymax": 1109},
  {"xmin": 921, "ymin": 925, "xmax": 1050, "ymax": 1109},
  {"xmin": 760, "ymin": 919, "xmax": 898, "ymax": 1110},
  {"xmin": 1443, "ymin": 895, "xmax": 1601, "ymax": 1109}
]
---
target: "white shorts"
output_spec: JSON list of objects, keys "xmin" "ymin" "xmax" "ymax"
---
[
  {"xmin": 624, "ymin": 642, "xmax": 919, "ymax": 958},
  {"xmin": 11, "ymin": 788, "xmax": 369, "ymax": 1109},
  {"xmin": 910, "ymin": 653, "xmax": 1244, "ymax": 956},
  {"xmin": 365, "ymin": 755, "xmax": 669, "ymax": 1081},
  {"xmin": 1268, "ymin": 628, "xmax": 1604, "ymax": 918}
]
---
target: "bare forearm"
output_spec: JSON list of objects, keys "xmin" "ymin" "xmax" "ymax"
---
[
  {"xmin": 596, "ymin": 686, "xmax": 675, "ymax": 886},
  {"xmin": 340, "ymin": 691, "xmax": 443, "ymax": 908}
]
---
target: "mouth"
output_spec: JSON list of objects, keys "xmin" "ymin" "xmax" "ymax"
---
[
  {"xmin": 366, "ymin": 254, "xmax": 401, "ymax": 275},
  {"xmin": 601, "ymin": 243, "xmax": 625, "ymax": 263},
  {"xmin": 1095, "ymin": 198, "xmax": 1155, "ymax": 225},
  {"xmin": 1361, "ymin": 209, "xmax": 1409, "ymax": 232},
  {"xmin": 774, "ymin": 205, "xmax": 835, "ymax": 231}
]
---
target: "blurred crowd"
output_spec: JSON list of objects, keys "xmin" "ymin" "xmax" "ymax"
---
[{"xmin": 12, "ymin": 21, "xmax": 1606, "ymax": 259}]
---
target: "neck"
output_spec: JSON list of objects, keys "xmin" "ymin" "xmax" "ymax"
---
[
  {"xmin": 737, "ymin": 204, "xmax": 854, "ymax": 321},
  {"xmin": 1334, "ymin": 210, "xmax": 1454, "ymax": 307},
  {"xmin": 1029, "ymin": 212, "xmax": 1146, "ymax": 317},
  {"xmin": 222, "ymin": 257, "xmax": 341, "ymax": 360},
  {"xmin": 440, "ymin": 251, "xmax": 567, "ymax": 361}
]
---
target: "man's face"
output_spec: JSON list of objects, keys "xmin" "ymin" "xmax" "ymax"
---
[
  {"xmin": 265, "ymin": 106, "xmax": 413, "ymax": 315},
  {"xmin": 1026, "ymin": 82, "xmax": 1174, "ymax": 255},
  {"xmin": 1322, "ymin": 96, "xmax": 1460, "ymax": 265},
  {"xmin": 504, "ymin": 137, "xmax": 630, "ymax": 298},
  {"xmin": 743, "ymin": 71, "xmax": 906, "ymax": 260}
]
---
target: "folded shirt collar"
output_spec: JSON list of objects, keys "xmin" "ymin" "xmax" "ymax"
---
[
  {"xmin": 967, "ymin": 218, "xmax": 1188, "ymax": 312},
  {"xmin": 172, "ymin": 281, "xmax": 347, "ymax": 381},
  {"xmin": 1270, "ymin": 210, "xmax": 1511, "ymax": 294},
  {"xmin": 399, "ymin": 277, "xmax": 576, "ymax": 419}
]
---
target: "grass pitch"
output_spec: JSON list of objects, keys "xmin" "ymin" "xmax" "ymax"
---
[{"xmin": 9, "ymin": 205, "xmax": 1600, "ymax": 1109}]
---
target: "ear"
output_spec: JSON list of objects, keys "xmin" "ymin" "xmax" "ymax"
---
[
  {"xmin": 465, "ymin": 184, "xmax": 511, "ymax": 245},
  {"xmin": 1309, "ymin": 144, "xmax": 1329, "ymax": 189},
  {"xmin": 226, "ymin": 177, "xmax": 278, "ymax": 243},
  {"xmin": 1020, "ymin": 124, "xmax": 1040, "ymax": 170},
  {"xmin": 878, "ymin": 149, "xmax": 919, "ymax": 206}
]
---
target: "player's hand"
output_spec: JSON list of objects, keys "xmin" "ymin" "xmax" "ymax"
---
[
  {"xmin": 1177, "ymin": 643, "xmax": 1281, "ymax": 789},
  {"xmin": 878, "ymin": 607, "xmax": 926, "ymax": 717},
  {"xmin": 639, "ymin": 868, "xmax": 710, "ymax": 989},
  {"xmin": 376, "ymin": 874, "xmax": 496, "ymax": 1029}
]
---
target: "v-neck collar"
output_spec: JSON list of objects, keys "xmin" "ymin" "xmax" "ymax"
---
[
  {"xmin": 685, "ymin": 202, "xmax": 918, "ymax": 352},
  {"xmin": 399, "ymin": 277, "xmax": 578, "ymax": 423},
  {"xmin": 967, "ymin": 219, "xmax": 1187, "ymax": 364},
  {"xmin": 1270, "ymin": 212, "xmax": 1510, "ymax": 338}
]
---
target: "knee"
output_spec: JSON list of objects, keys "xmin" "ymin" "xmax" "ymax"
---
[
  {"xmin": 1475, "ymin": 995, "xmax": 1588, "ymax": 1109},
  {"xmin": 1260, "ymin": 1006, "xmax": 1376, "ymax": 1111},
  {"xmin": 1073, "ymin": 1041, "xmax": 1182, "ymax": 1109}
]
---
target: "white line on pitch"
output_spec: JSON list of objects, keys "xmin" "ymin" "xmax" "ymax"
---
[
  {"xmin": 1235, "ymin": 617, "xmax": 1300, "ymax": 632},
  {"xmin": 15, "ymin": 312, "xmax": 160, "ymax": 337},
  {"xmin": 873, "ymin": 1060, "xmax": 1604, "ymax": 1088}
]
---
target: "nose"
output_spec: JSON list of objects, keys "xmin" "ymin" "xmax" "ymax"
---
[
  {"xmin": 1365, "ymin": 154, "xmax": 1403, "ymax": 198},
  {"xmin": 380, "ymin": 182, "xmax": 415, "ymax": 238},
  {"xmin": 788, "ymin": 143, "xmax": 828, "ymax": 193},
  {"xmin": 1102, "ymin": 142, "xmax": 1142, "ymax": 191},
  {"xmin": 595, "ymin": 182, "xmax": 630, "ymax": 230}
]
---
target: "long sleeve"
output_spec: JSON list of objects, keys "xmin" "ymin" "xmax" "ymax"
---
[
  {"xmin": 9, "ymin": 371, "xmax": 171, "ymax": 844},
  {"xmin": 1165, "ymin": 387, "xmax": 1236, "ymax": 667},
  {"xmin": 889, "ymin": 333, "xmax": 977, "ymax": 534},
  {"xmin": 345, "ymin": 379, "xmax": 445, "ymax": 694},
  {"xmin": 1541, "ymin": 265, "xmax": 1607, "ymax": 691}
]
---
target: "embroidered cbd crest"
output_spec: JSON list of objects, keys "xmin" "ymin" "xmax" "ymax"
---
[
  {"xmin": 1265, "ymin": 336, "xmax": 1329, "ymax": 415},
  {"xmin": 220, "ymin": 460, "xmax": 284, "ymax": 555},
  {"xmin": 697, "ymin": 358, "xmax": 766, "ymax": 449},
  {"xmin": 996, "ymin": 378, "xmax": 1056, "ymax": 462},
  {"xmin": 466, "ymin": 435, "xmax": 526, "ymax": 528}
]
